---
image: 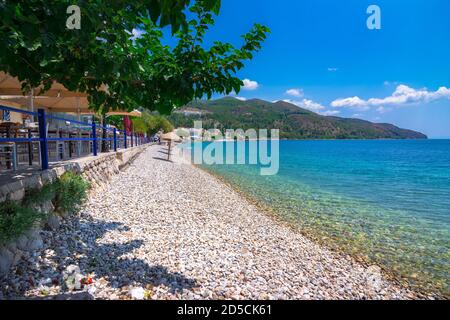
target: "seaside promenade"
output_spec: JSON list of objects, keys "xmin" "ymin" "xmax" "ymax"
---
[{"xmin": 1, "ymin": 145, "xmax": 425, "ymax": 300}]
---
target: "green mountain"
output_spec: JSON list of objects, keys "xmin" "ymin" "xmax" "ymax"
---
[{"xmin": 168, "ymin": 97, "xmax": 427, "ymax": 139}]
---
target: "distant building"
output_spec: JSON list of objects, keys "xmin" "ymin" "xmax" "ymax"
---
[{"xmin": 173, "ymin": 108, "xmax": 211, "ymax": 117}]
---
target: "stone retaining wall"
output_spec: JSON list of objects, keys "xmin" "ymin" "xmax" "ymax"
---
[{"xmin": 0, "ymin": 145, "xmax": 150, "ymax": 276}]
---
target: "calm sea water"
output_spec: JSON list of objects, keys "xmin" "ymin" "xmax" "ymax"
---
[{"xmin": 183, "ymin": 140, "xmax": 450, "ymax": 295}]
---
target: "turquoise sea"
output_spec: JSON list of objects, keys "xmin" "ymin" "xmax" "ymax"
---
[{"xmin": 183, "ymin": 140, "xmax": 450, "ymax": 295}]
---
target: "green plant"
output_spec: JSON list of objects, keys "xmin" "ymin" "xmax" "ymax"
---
[
  {"xmin": 22, "ymin": 183, "xmax": 57, "ymax": 208},
  {"xmin": 0, "ymin": 172, "xmax": 90, "ymax": 245},
  {"xmin": 156, "ymin": 116, "xmax": 174, "ymax": 134},
  {"xmin": 0, "ymin": 201, "xmax": 46, "ymax": 246},
  {"xmin": 131, "ymin": 117, "xmax": 148, "ymax": 134},
  {"xmin": 53, "ymin": 172, "xmax": 90, "ymax": 215}
]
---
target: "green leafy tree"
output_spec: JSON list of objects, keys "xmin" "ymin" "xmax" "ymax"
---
[
  {"xmin": 0, "ymin": 0, "xmax": 269, "ymax": 114},
  {"xmin": 106, "ymin": 115, "xmax": 125, "ymax": 131},
  {"xmin": 131, "ymin": 117, "xmax": 148, "ymax": 134},
  {"xmin": 133, "ymin": 113, "xmax": 175, "ymax": 135},
  {"xmin": 157, "ymin": 116, "xmax": 174, "ymax": 133}
]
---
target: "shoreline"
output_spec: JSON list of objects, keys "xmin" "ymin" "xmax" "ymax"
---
[
  {"xmin": 174, "ymin": 145, "xmax": 444, "ymax": 299},
  {"xmin": 195, "ymin": 165, "xmax": 444, "ymax": 299},
  {"xmin": 0, "ymin": 145, "xmax": 440, "ymax": 300},
  {"xmin": 176, "ymin": 145, "xmax": 443, "ymax": 299}
]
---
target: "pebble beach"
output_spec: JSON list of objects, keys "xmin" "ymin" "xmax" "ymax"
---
[{"xmin": 0, "ymin": 144, "xmax": 429, "ymax": 300}]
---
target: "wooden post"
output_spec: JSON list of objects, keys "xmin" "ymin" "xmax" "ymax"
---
[{"xmin": 167, "ymin": 141, "xmax": 171, "ymax": 161}]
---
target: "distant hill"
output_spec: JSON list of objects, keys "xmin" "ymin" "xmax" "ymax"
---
[{"xmin": 168, "ymin": 97, "xmax": 427, "ymax": 139}]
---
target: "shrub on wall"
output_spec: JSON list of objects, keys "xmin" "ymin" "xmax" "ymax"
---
[
  {"xmin": 22, "ymin": 183, "xmax": 56, "ymax": 208},
  {"xmin": 0, "ymin": 172, "xmax": 90, "ymax": 246},
  {"xmin": 0, "ymin": 201, "xmax": 46, "ymax": 246},
  {"xmin": 53, "ymin": 172, "xmax": 91, "ymax": 215}
]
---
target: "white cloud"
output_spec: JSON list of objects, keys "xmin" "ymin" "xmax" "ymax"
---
[
  {"xmin": 368, "ymin": 85, "xmax": 450, "ymax": 106},
  {"xmin": 331, "ymin": 96, "xmax": 369, "ymax": 110},
  {"xmin": 331, "ymin": 85, "xmax": 450, "ymax": 110},
  {"xmin": 327, "ymin": 67, "xmax": 338, "ymax": 72},
  {"xmin": 320, "ymin": 110, "xmax": 341, "ymax": 116},
  {"xmin": 235, "ymin": 96, "xmax": 247, "ymax": 101},
  {"xmin": 242, "ymin": 79, "xmax": 259, "ymax": 91},
  {"xmin": 285, "ymin": 88, "xmax": 303, "ymax": 97},
  {"xmin": 282, "ymin": 99, "xmax": 326, "ymax": 112},
  {"xmin": 351, "ymin": 113, "xmax": 363, "ymax": 118}
]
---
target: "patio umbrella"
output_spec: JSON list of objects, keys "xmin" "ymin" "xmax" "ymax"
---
[
  {"xmin": 0, "ymin": 72, "xmax": 134, "ymax": 114},
  {"xmin": 0, "ymin": 71, "xmax": 88, "ymax": 98},
  {"xmin": 161, "ymin": 132, "xmax": 182, "ymax": 142},
  {"xmin": 106, "ymin": 110, "xmax": 142, "ymax": 117},
  {"xmin": 161, "ymin": 132, "xmax": 181, "ymax": 160}
]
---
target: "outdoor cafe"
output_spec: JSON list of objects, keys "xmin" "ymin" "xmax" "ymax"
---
[{"xmin": 0, "ymin": 72, "xmax": 148, "ymax": 173}]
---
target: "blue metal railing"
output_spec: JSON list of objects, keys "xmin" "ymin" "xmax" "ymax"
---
[{"xmin": 0, "ymin": 105, "xmax": 149, "ymax": 171}]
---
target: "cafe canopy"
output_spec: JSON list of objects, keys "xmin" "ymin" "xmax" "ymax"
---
[{"xmin": 0, "ymin": 71, "xmax": 141, "ymax": 117}]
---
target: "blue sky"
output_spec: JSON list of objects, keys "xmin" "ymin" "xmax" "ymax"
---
[{"xmin": 189, "ymin": 0, "xmax": 450, "ymax": 138}]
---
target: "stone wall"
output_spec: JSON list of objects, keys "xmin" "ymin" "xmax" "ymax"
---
[{"xmin": 0, "ymin": 145, "xmax": 150, "ymax": 276}]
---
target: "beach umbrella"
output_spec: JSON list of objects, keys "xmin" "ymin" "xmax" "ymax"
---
[
  {"xmin": 160, "ymin": 132, "xmax": 181, "ymax": 160},
  {"xmin": 105, "ymin": 110, "xmax": 142, "ymax": 117},
  {"xmin": 161, "ymin": 132, "xmax": 182, "ymax": 142}
]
